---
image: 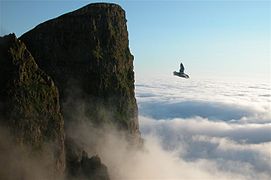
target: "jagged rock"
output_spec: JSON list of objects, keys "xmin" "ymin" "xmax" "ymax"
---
[
  {"xmin": 20, "ymin": 3, "xmax": 140, "ymax": 137},
  {"xmin": 81, "ymin": 153, "xmax": 109, "ymax": 180},
  {"xmin": 65, "ymin": 137, "xmax": 110, "ymax": 180},
  {"xmin": 0, "ymin": 34, "xmax": 65, "ymax": 174},
  {"xmin": 65, "ymin": 137, "xmax": 83, "ymax": 177}
]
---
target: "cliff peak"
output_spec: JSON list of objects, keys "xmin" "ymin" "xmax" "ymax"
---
[
  {"xmin": 19, "ymin": 2, "xmax": 142, "ymax": 179},
  {"xmin": 20, "ymin": 2, "xmax": 140, "ymax": 136}
]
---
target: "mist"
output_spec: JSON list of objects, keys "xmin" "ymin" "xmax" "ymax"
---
[
  {"xmin": 0, "ymin": 127, "xmax": 64, "ymax": 180},
  {"xmin": 64, "ymin": 115, "xmax": 270, "ymax": 180},
  {"xmin": 36, "ymin": 76, "xmax": 271, "ymax": 179},
  {"xmin": 1, "ymin": 75, "xmax": 270, "ymax": 180}
]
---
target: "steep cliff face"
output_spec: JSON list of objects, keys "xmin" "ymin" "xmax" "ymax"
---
[
  {"xmin": 20, "ymin": 3, "xmax": 139, "ymax": 136},
  {"xmin": 0, "ymin": 34, "xmax": 65, "ymax": 174}
]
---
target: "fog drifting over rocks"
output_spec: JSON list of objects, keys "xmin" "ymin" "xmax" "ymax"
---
[{"xmin": 1, "ymin": 74, "xmax": 270, "ymax": 180}]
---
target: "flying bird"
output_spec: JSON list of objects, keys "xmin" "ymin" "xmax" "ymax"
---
[{"xmin": 173, "ymin": 62, "xmax": 189, "ymax": 78}]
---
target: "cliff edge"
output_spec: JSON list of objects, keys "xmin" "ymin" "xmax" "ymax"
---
[
  {"xmin": 0, "ymin": 3, "xmax": 141, "ymax": 179},
  {"xmin": 0, "ymin": 34, "xmax": 65, "ymax": 177},
  {"xmin": 20, "ymin": 3, "xmax": 140, "ymax": 138}
]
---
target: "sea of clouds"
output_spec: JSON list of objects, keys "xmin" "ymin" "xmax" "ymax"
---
[
  {"xmin": 135, "ymin": 75, "xmax": 271, "ymax": 179},
  {"xmin": 2, "ymin": 74, "xmax": 269, "ymax": 180}
]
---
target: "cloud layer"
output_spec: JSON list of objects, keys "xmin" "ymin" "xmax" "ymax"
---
[
  {"xmin": 2, "ymin": 75, "xmax": 268, "ymax": 180},
  {"xmin": 136, "ymin": 75, "xmax": 271, "ymax": 179}
]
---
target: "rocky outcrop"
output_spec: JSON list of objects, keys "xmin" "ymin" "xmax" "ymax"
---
[
  {"xmin": 65, "ymin": 137, "xmax": 110, "ymax": 180},
  {"xmin": 20, "ymin": 3, "xmax": 140, "ymax": 137},
  {"xmin": 0, "ymin": 34, "xmax": 65, "ymax": 174},
  {"xmin": 0, "ymin": 3, "xmax": 142, "ymax": 179}
]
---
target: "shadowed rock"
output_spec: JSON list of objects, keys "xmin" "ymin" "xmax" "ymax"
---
[
  {"xmin": 20, "ymin": 3, "xmax": 140, "ymax": 138},
  {"xmin": 17, "ymin": 2, "xmax": 143, "ymax": 179},
  {"xmin": 0, "ymin": 34, "xmax": 65, "ymax": 175},
  {"xmin": 65, "ymin": 137, "xmax": 110, "ymax": 180}
]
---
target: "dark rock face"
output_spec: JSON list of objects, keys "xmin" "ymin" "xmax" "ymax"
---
[
  {"xmin": 0, "ymin": 34, "xmax": 65, "ymax": 173},
  {"xmin": 65, "ymin": 138, "xmax": 110, "ymax": 180},
  {"xmin": 20, "ymin": 3, "xmax": 140, "ymax": 136},
  {"xmin": 81, "ymin": 154, "xmax": 109, "ymax": 180},
  {"xmin": 0, "ymin": 3, "xmax": 143, "ymax": 179}
]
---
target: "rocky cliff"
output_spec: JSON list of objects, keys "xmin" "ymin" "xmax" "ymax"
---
[
  {"xmin": 20, "ymin": 3, "xmax": 140, "ymax": 137},
  {"xmin": 0, "ymin": 34, "xmax": 65, "ymax": 175},
  {"xmin": 1, "ymin": 3, "xmax": 141, "ymax": 179}
]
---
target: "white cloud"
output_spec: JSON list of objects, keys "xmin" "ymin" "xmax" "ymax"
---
[
  {"xmin": 135, "ymin": 75, "xmax": 271, "ymax": 179},
  {"xmin": 138, "ymin": 116, "xmax": 271, "ymax": 179},
  {"xmin": 67, "ymin": 120, "xmax": 270, "ymax": 180},
  {"xmin": 136, "ymin": 75, "xmax": 271, "ymax": 110}
]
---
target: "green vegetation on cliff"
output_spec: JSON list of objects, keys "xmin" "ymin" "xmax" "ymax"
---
[
  {"xmin": 0, "ymin": 3, "xmax": 141, "ymax": 180},
  {"xmin": 20, "ymin": 3, "xmax": 140, "ymax": 136},
  {"xmin": 0, "ymin": 34, "xmax": 65, "ymax": 173}
]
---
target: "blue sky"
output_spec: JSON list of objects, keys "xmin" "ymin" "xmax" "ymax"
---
[{"xmin": 0, "ymin": 0, "xmax": 270, "ymax": 81}]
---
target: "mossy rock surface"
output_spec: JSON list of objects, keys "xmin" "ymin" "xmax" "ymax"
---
[
  {"xmin": 20, "ymin": 3, "xmax": 140, "ymax": 136},
  {"xmin": 0, "ymin": 34, "xmax": 65, "ymax": 173}
]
